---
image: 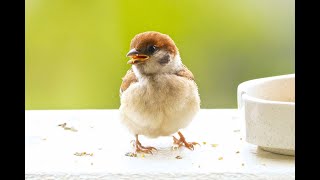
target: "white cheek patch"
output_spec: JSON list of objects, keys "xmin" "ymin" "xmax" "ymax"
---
[
  {"xmin": 171, "ymin": 53, "xmax": 183, "ymax": 69},
  {"xmin": 160, "ymin": 53, "xmax": 182, "ymax": 73}
]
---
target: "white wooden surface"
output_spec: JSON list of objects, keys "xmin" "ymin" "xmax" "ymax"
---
[{"xmin": 25, "ymin": 109, "xmax": 295, "ymax": 179}]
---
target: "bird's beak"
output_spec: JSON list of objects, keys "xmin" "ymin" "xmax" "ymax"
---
[{"xmin": 126, "ymin": 48, "xmax": 149, "ymax": 64}]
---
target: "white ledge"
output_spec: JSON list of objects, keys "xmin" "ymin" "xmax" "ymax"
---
[{"xmin": 25, "ymin": 109, "xmax": 295, "ymax": 180}]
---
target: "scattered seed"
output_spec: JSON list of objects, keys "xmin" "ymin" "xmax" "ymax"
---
[
  {"xmin": 240, "ymin": 138, "xmax": 243, "ymax": 140},
  {"xmin": 175, "ymin": 156, "xmax": 182, "ymax": 159},
  {"xmin": 42, "ymin": 138, "xmax": 47, "ymax": 141},
  {"xmin": 91, "ymin": 163, "xmax": 93, "ymax": 165},
  {"xmin": 236, "ymin": 151, "xmax": 240, "ymax": 154},
  {"xmin": 262, "ymin": 163, "xmax": 266, "ymax": 166},
  {"xmin": 125, "ymin": 152, "xmax": 137, "ymax": 157},
  {"xmin": 69, "ymin": 127, "xmax": 78, "ymax": 132},
  {"xmin": 58, "ymin": 123, "xmax": 67, "ymax": 128},
  {"xmin": 202, "ymin": 142, "xmax": 207, "ymax": 145},
  {"xmin": 242, "ymin": 163, "xmax": 245, "ymax": 166},
  {"xmin": 141, "ymin": 154, "xmax": 145, "ymax": 158},
  {"xmin": 58, "ymin": 123, "xmax": 78, "ymax": 132},
  {"xmin": 211, "ymin": 144, "xmax": 218, "ymax": 147},
  {"xmin": 218, "ymin": 157, "xmax": 223, "ymax": 160},
  {"xmin": 233, "ymin": 130, "xmax": 240, "ymax": 132},
  {"xmin": 74, "ymin": 152, "xmax": 94, "ymax": 157},
  {"xmin": 198, "ymin": 165, "xmax": 200, "ymax": 168}
]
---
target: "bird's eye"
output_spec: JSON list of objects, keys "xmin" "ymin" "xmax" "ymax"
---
[{"xmin": 147, "ymin": 45, "xmax": 157, "ymax": 54}]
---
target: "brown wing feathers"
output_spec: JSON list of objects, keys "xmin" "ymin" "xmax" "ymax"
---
[
  {"xmin": 120, "ymin": 68, "xmax": 138, "ymax": 95},
  {"xmin": 175, "ymin": 65, "xmax": 195, "ymax": 81}
]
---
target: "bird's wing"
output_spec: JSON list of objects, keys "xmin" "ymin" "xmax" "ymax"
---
[
  {"xmin": 120, "ymin": 68, "xmax": 138, "ymax": 95},
  {"xmin": 175, "ymin": 65, "xmax": 195, "ymax": 81}
]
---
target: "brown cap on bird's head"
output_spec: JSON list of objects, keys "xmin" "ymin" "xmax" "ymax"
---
[{"xmin": 131, "ymin": 31, "xmax": 178, "ymax": 54}]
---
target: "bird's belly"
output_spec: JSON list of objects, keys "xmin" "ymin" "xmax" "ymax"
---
[{"xmin": 119, "ymin": 75, "xmax": 200, "ymax": 138}]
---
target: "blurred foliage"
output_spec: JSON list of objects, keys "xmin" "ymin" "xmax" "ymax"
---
[{"xmin": 25, "ymin": 0, "xmax": 294, "ymax": 109}]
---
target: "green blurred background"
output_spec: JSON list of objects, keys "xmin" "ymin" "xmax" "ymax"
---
[{"xmin": 25, "ymin": 0, "xmax": 294, "ymax": 110}]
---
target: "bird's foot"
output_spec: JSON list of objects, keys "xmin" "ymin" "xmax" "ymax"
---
[
  {"xmin": 172, "ymin": 131, "xmax": 199, "ymax": 151},
  {"xmin": 131, "ymin": 140, "xmax": 157, "ymax": 154}
]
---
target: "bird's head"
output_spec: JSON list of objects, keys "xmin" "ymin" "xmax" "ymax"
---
[{"xmin": 126, "ymin": 31, "xmax": 182, "ymax": 76}]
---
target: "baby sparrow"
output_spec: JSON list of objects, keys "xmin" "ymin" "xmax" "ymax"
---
[{"xmin": 119, "ymin": 31, "xmax": 200, "ymax": 154}]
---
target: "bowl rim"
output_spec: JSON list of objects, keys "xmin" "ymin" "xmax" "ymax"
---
[
  {"xmin": 237, "ymin": 74, "xmax": 295, "ymax": 109},
  {"xmin": 242, "ymin": 93, "xmax": 295, "ymax": 106}
]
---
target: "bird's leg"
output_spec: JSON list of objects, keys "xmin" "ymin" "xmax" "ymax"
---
[
  {"xmin": 132, "ymin": 134, "xmax": 157, "ymax": 154},
  {"xmin": 172, "ymin": 131, "xmax": 199, "ymax": 150}
]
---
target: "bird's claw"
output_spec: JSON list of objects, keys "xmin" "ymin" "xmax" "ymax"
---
[
  {"xmin": 173, "ymin": 139, "xmax": 199, "ymax": 151},
  {"xmin": 132, "ymin": 140, "xmax": 157, "ymax": 154},
  {"xmin": 136, "ymin": 146, "xmax": 157, "ymax": 154},
  {"xmin": 172, "ymin": 131, "xmax": 199, "ymax": 151},
  {"xmin": 184, "ymin": 142, "xmax": 200, "ymax": 151}
]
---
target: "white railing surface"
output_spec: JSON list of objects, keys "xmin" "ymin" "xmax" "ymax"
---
[{"xmin": 25, "ymin": 109, "xmax": 294, "ymax": 180}]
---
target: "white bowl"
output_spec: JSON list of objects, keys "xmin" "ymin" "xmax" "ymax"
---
[{"xmin": 237, "ymin": 74, "xmax": 295, "ymax": 156}]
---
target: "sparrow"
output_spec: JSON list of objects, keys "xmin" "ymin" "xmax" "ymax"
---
[{"xmin": 119, "ymin": 31, "xmax": 200, "ymax": 154}]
